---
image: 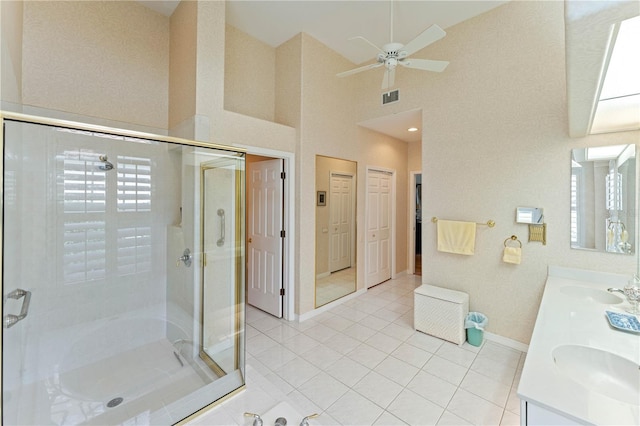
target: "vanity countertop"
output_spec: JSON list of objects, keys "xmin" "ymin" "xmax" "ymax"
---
[{"xmin": 517, "ymin": 266, "xmax": 640, "ymax": 425}]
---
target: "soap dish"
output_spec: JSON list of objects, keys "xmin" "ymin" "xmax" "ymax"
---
[{"xmin": 605, "ymin": 310, "xmax": 640, "ymax": 333}]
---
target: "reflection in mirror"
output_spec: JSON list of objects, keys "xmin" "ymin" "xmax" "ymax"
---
[
  {"xmin": 315, "ymin": 155, "xmax": 357, "ymax": 307},
  {"xmin": 516, "ymin": 207, "xmax": 544, "ymax": 224},
  {"xmin": 571, "ymin": 144, "xmax": 636, "ymax": 254}
]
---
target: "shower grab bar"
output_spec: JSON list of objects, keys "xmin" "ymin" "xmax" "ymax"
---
[
  {"xmin": 217, "ymin": 209, "xmax": 225, "ymax": 247},
  {"xmin": 4, "ymin": 289, "xmax": 32, "ymax": 329}
]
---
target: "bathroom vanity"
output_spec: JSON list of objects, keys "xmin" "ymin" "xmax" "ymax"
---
[{"xmin": 518, "ymin": 266, "xmax": 640, "ymax": 425}]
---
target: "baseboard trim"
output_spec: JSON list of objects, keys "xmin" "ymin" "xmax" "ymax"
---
[
  {"xmin": 484, "ymin": 331, "xmax": 529, "ymax": 353},
  {"xmin": 298, "ymin": 288, "xmax": 367, "ymax": 322}
]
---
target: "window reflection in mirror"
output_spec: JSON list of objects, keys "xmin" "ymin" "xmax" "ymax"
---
[
  {"xmin": 571, "ymin": 144, "xmax": 636, "ymax": 254},
  {"xmin": 315, "ymin": 155, "xmax": 357, "ymax": 307}
]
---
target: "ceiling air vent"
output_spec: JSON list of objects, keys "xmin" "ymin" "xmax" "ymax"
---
[{"xmin": 382, "ymin": 90, "xmax": 399, "ymax": 105}]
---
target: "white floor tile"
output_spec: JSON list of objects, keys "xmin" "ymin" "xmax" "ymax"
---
[
  {"xmin": 323, "ymin": 332, "xmax": 361, "ymax": 355},
  {"xmin": 435, "ymin": 342, "xmax": 478, "ymax": 368},
  {"xmin": 300, "ymin": 344, "xmax": 343, "ymax": 370},
  {"xmin": 390, "ymin": 342, "xmax": 433, "ymax": 369},
  {"xmin": 405, "ymin": 331, "xmax": 445, "ymax": 353},
  {"xmin": 365, "ymin": 332, "xmax": 403, "ymax": 354},
  {"xmin": 254, "ymin": 344, "xmax": 297, "ymax": 371},
  {"xmin": 446, "ymin": 388, "xmax": 504, "ymax": 426},
  {"xmin": 406, "ymin": 370, "xmax": 457, "ymax": 408},
  {"xmin": 326, "ymin": 390, "xmax": 384, "ymax": 426},
  {"xmin": 436, "ymin": 411, "xmax": 472, "ymax": 425},
  {"xmin": 320, "ymin": 314, "xmax": 355, "ymax": 332},
  {"xmin": 386, "ymin": 389, "xmax": 444, "ymax": 426},
  {"xmin": 297, "ymin": 372, "xmax": 349, "ymax": 410},
  {"xmin": 470, "ymin": 356, "xmax": 517, "ymax": 387},
  {"xmin": 460, "ymin": 370, "xmax": 511, "ymax": 407},
  {"xmin": 380, "ymin": 322, "xmax": 416, "ymax": 341},
  {"xmin": 373, "ymin": 411, "xmax": 408, "ymax": 425},
  {"xmin": 274, "ymin": 357, "xmax": 320, "ymax": 388},
  {"xmin": 343, "ymin": 322, "xmax": 378, "ymax": 342},
  {"xmin": 346, "ymin": 343, "xmax": 388, "ymax": 369},
  {"xmin": 304, "ymin": 323, "xmax": 338, "ymax": 343},
  {"xmin": 374, "ymin": 356, "xmax": 420, "ymax": 387},
  {"xmin": 352, "ymin": 371, "xmax": 404, "ymax": 409},
  {"xmin": 500, "ymin": 409, "xmax": 520, "ymax": 426},
  {"xmin": 422, "ymin": 355, "xmax": 469, "ymax": 386},
  {"xmin": 262, "ymin": 323, "xmax": 300, "ymax": 343},
  {"xmin": 324, "ymin": 356, "xmax": 371, "ymax": 387}
]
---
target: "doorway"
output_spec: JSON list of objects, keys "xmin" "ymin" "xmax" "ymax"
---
[
  {"xmin": 366, "ymin": 168, "xmax": 395, "ymax": 288},
  {"xmin": 244, "ymin": 151, "xmax": 293, "ymax": 320},
  {"xmin": 410, "ymin": 172, "xmax": 422, "ymax": 276}
]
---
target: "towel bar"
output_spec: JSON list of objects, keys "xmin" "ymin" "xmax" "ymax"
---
[{"xmin": 431, "ymin": 217, "xmax": 495, "ymax": 228}]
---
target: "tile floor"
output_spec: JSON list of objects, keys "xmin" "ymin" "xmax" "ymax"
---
[{"xmin": 193, "ymin": 275, "xmax": 524, "ymax": 426}]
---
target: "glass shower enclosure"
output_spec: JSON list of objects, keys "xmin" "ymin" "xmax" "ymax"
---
[{"xmin": 1, "ymin": 113, "xmax": 246, "ymax": 425}]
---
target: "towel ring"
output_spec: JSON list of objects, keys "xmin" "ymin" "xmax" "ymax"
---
[{"xmin": 504, "ymin": 235, "xmax": 522, "ymax": 248}]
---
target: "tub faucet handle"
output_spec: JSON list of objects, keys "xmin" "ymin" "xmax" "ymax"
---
[
  {"xmin": 244, "ymin": 412, "xmax": 263, "ymax": 426},
  {"xmin": 299, "ymin": 413, "xmax": 319, "ymax": 426},
  {"xmin": 177, "ymin": 248, "xmax": 192, "ymax": 267}
]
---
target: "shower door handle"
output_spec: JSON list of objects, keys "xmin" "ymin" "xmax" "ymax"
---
[
  {"xmin": 217, "ymin": 209, "xmax": 225, "ymax": 247},
  {"xmin": 4, "ymin": 289, "xmax": 32, "ymax": 329}
]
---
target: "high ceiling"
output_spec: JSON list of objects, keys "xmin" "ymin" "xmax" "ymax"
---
[{"xmin": 139, "ymin": 1, "xmax": 509, "ymax": 142}]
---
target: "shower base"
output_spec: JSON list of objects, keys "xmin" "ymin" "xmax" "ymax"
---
[{"xmin": 8, "ymin": 339, "xmax": 214, "ymax": 425}]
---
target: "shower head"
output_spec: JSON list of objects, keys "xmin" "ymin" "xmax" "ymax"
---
[{"xmin": 98, "ymin": 155, "xmax": 114, "ymax": 171}]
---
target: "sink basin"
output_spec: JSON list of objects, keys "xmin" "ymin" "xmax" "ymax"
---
[
  {"xmin": 560, "ymin": 286, "xmax": 623, "ymax": 304},
  {"xmin": 552, "ymin": 344, "xmax": 639, "ymax": 405}
]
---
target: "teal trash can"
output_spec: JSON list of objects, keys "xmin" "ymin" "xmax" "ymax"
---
[{"xmin": 465, "ymin": 312, "xmax": 488, "ymax": 347}]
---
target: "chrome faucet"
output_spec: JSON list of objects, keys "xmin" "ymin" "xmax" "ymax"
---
[
  {"xmin": 300, "ymin": 413, "xmax": 319, "ymax": 426},
  {"xmin": 608, "ymin": 288, "xmax": 625, "ymax": 294},
  {"xmin": 244, "ymin": 412, "xmax": 263, "ymax": 426}
]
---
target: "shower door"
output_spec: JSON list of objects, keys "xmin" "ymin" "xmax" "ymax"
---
[
  {"xmin": 1, "ymin": 113, "xmax": 246, "ymax": 425},
  {"xmin": 200, "ymin": 160, "xmax": 245, "ymax": 376}
]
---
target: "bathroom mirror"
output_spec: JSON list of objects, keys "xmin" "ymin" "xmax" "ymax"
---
[
  {"xmin": 516, "ymin": 207, "xmax": 544, "ymax": 224},
  {"xmin": 571, "ymin": 144, "xmax": 636, "ymax": 254},
  {"xmin": 315, "ymin": 155, "xmax": 357, "ymax": 307}
]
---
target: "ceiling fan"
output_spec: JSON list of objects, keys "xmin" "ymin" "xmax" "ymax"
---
[{"xmin": 336, "ymin": 1, "xmax": 449, "ymax": 89}]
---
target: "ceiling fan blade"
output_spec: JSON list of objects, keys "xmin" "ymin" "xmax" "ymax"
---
[
  {"xmin": 400, "ymin": 58, "xmax": 449, "ymax": 72},
  {"xmin": 381, "ymin": 67, "xmax": 396, "ymax": 90},
  {"xmin": 349, "ymin": 36, "xmax": 385, "ymax": 55},
  {"xmin": 402, "ymin": 25, "xmax": 446, "ymax": 57},
  {"xmin": 337, "ymin": 62, "xmax": 383, "ymax": 78}
]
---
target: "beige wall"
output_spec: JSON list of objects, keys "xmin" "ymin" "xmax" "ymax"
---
[
  {"xmin": 169, "ymin": 0, "xmax": 197, "ymax": 132},
  {"xmin": 354, "ymin": 0, "xmax": 637, "ymax": 343},
  {"xmin": 225, "ymin": 25, "xmax": 276, "ymax": 122},
  {"xmin": 408, "ymin": 139, "xmax": 422, "ymax": 173},
  {"xmin": 1, "ymin": 0, "xmax": 23, "ymax": 105},
  {"xmin": 21, "ymin": 1, "xmax": 169, "ymax": 129}
]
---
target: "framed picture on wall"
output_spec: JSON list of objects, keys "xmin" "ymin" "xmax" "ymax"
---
[{"xmin": 317, "ymin": 191, "xmax": 326, "ymax": 206}]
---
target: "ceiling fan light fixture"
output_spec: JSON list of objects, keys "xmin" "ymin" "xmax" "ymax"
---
[{"xmin": 335, "ymin": 2, "xmax": 449, "ymax": 91}]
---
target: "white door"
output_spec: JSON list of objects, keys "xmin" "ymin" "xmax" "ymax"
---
[
  {"xmin": 247, "ymin": 158, "xmax": 284, "ymax": 317},
  {"xmin": 329, "ymin": 174, "xmax": 353, "ymax": 272},
  {"xmin": 366, "ymin": 170, "xmax": 392, "ymax": 288}
]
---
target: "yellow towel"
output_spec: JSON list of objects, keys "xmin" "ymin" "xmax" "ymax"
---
[
  {"xmin": 437, "ymin": 220, "xmax": 476, "ymax": 255},
  {"xmin": 503, "ymin": 247, "xmax": 522, "ymax": 264}
]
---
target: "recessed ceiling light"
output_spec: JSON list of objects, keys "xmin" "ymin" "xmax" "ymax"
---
[{"xmin": 408, "ymin": 127, "xmax": 418, "ymax": 132}]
